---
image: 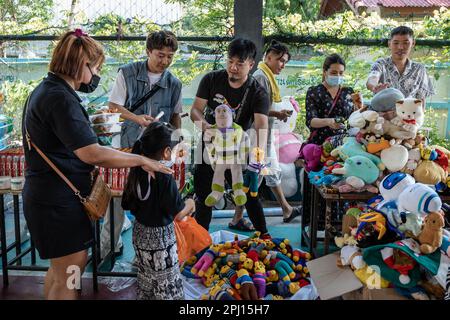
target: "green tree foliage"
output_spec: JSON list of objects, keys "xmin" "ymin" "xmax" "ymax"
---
[
  {"xmin": 0, "ymin": 0, "xmax": 54, "ymax": 24},
  {"xmin": 0, "ymin": 2, "xmax": 448, "ymax": 143},
  {"xmin": 264, "ymin": 0, "xmax": 320, "ymax": 21},
  {"xmin": 0, "ymin": 79, "xmax": 38, "ymax": 142},
  {"xmin": 166, "ymin": 0, "xmax": 234, "ymax": 36}
]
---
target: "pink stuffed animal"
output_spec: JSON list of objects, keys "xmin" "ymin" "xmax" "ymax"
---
[
  {"xmin": 275, "ymin": 132, "xmax": 303, "ymax": 164},
  {"xmin": 335, "ymin": 182, "xmax": 379, "ymax": 194},
  {"xmin": 299, "ymin": 144, "xmax": 322, "ymax": 172},
  {"xmin": 191, "ymin": 245, "xmax": 220, "ymax": 277}
]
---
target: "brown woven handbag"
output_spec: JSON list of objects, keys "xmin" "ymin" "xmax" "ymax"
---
[
  {"xmin": 25, "ymin": 134, "xmax": 111, "ymax": 221},
  {"xmin": 24, "ymin": 98, "xmax": 111, "ymax": 221}
]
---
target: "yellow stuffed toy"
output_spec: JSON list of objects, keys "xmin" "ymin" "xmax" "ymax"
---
[
  {"xmin": 414, "ymin": 160, "xmax": 447, "ymax": 185},
  {"xmin": 354, "ymin": 266, "xmax": 390, "ymax": 288}
]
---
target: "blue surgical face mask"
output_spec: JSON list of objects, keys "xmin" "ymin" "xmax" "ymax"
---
[{"xmin": 326, "ymin": 75, "xmax": 344, "ymax": 87}]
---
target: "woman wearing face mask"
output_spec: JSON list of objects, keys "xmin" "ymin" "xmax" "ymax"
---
[
  {"xmin": 305, "ymin": 54, "xmax": 355, "ymax": 147},
  {"xmin": 21, "ymin": 29, "xmax": 173, "ymax": 300}
]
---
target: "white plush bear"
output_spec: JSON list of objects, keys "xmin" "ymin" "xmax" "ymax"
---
[
  {"xmin": 386, "ymin": 98, "xmax": 424, "ymax": 140},
  {"xmin": 391, "ymin": 98, "xmax": 424, "ymax": 132}
]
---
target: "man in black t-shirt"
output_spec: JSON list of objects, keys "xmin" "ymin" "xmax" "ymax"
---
[{"xmin": 190, "ymin": 38, "xmax": 270, "ymax": 235}]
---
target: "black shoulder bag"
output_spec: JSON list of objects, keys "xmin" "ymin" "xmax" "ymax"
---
[{"xmin": 128, "ymin": 85, "xmax": 161, "ymax": 113}]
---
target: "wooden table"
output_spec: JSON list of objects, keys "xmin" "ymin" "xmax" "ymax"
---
[
  {"xmin": 302, "ymin": 179, "xmax": 377, "ymax": 257},
  {"xmin": 301, "ymin": 183, "xmax": 450, "ymax": 258}
]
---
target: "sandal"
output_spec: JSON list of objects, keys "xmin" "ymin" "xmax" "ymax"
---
[
  {"xmin": 283, "ymin": 206, "xmax": 303, "ymax": 223},
  {"xmin": 228, "ymin": 218, "xmax": 255, "ymax": 231}
]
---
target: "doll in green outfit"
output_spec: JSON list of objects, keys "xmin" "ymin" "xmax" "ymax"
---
[{"xmin": 204, "ymin": 104, "xmax": 247, "ymax": 207}]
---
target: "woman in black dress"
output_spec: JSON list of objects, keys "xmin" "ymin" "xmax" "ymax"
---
[
  {"xmin": 305, "ymin": 54, "xmax": 355, "ymax": 147},
  {"xmin": 22, "ymin": 29, "xmax": 172, "ymax": 300}
]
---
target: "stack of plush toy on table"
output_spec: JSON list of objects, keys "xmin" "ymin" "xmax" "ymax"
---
[
  {"xmin": 180, "ymin": 231, "xmax": 313, "ymax": 300},
  {"xmin": 333, "ymin": 171, "xmax": 450, "ymax": 300},
  {"xmin": 303, "ymin": 88, "xmax": 450, "ymax": 195}
]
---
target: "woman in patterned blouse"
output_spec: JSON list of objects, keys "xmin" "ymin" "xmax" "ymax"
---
[{"xmin": 305, "ymin": 54, "xmax": 355, "ymax": 146}]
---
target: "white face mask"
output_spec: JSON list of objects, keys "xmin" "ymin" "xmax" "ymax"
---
[
  {"xmin": 326, "ymin": 75, "xmax": 344, "ymax": 87},
  {"xmin": 159, "ymin": 159, "xmax": 174, "ymax": 168}
]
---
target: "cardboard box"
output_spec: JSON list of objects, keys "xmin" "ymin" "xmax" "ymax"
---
[
  {"xmin": 342, "ymin": 287, "xmax": 408, "ymax": 300},
  {"xmin": 306, "ymin": 252, "xmax": 363, "ymax": 300},
  {"xmin": 307, "ymin": 252, "xmax": 408, "ymax": 300}
]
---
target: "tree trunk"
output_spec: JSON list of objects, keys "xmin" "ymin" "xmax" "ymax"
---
[{"xmin": 67, "ymin": 0, "xmax": 78, "ymax": 30}]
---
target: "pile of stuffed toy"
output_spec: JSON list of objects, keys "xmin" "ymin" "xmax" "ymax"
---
[
  {"xmin": 304, "ymin": 88, "xmax": 450, "ymax": 195},
  {"xmin": 180, "ymin": 231, "xmax": 312, "ymax": 300},
  {"xmin": 333, "ymin": 171, "xmax": 450, "ymax": 300}
]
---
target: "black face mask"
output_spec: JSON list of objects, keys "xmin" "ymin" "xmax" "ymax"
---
[{"xmin": 78, "ymin": 64, "xmax": 101, "ymax": 93}]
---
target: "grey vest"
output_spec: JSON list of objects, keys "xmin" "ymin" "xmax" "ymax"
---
[{"xmin": 119, "ymin": 60, "xmax": 182, "ymax": 148}]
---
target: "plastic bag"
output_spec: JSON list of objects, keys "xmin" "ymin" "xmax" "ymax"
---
[{"xmin": 174, "ymin": 216, "xmax": 212, "ymax": 264}]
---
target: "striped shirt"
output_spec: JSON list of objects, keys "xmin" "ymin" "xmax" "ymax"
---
[{"xmin": 370, "ymin": 57, "xmax": 435, "ymax": 99}]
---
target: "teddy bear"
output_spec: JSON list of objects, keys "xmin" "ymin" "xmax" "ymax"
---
[
  {"xmin": 403, "ymin": 132, "xmax": 426, "ymax": 150},
  {"xmin": 382, "ymin": 98, "xmax": 424, "ymax": 142},
  {"xmin": 264, "ymin": 250, "xmax": 296, "ymax": 269},
  {"xmin": 348, "ymin": 93, "xmax": 385, "ymax": 136},
  {"xmin": 204, "ymin": 104, "xmax": 247, "ymax": 207},
  {"xmin": 418, "ymin": 211, "xmax": 445, "ymax": 254}
]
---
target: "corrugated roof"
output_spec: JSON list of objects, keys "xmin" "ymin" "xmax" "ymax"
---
[{"xmin": 350, "ymin": 0, "xmax": 449, "ymax": 7}]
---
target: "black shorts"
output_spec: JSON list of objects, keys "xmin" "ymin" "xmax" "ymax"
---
[{"xmin": 23, "ymin": 193, "xmax": 93, "ymax": 260}]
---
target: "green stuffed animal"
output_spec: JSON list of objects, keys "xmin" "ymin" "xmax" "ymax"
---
[
  {"xmin": 332, "ymin": 155, "xmax": 380, "ymax": 188},
  {"xmin": 331, "ymin": 137, "xmax": 385, "ymax": 170}
]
